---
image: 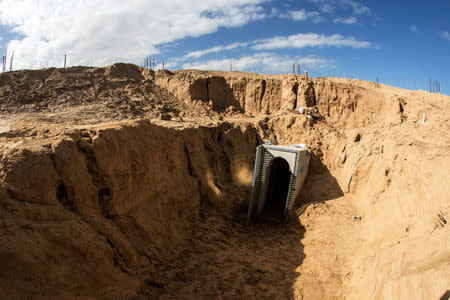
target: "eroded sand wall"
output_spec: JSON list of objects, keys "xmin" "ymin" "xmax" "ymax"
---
[{"xmin": 0, "ymin": 120, "xmax": 258, "ymax": 297}]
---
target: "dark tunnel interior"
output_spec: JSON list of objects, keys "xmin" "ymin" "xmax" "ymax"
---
[{"xmin": 262, "ymin": 157, "xmax": 291, "ymax": 220}]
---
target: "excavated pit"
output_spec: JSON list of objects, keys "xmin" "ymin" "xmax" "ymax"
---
[{"xmin": 0, "ymin": 64, "xmax": 449, "ymax": 299}]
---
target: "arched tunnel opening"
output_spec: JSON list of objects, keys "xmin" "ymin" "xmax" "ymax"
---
[{"xmin": 262, "ymin": 157, "xmax": 291, "ymax": 219}]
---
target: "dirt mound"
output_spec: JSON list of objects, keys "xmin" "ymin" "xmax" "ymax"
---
[{"xmin": 0, "ymin": 64, "xmax": 449, "ymax": 299}]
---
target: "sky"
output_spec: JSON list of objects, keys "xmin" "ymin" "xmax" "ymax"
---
[{"xmin": 0, "ymin": 0, "xmax": 449, "ymax": 94}]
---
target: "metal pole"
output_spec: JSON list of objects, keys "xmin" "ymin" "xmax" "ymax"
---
[
  {"xmin": 64, "ymin": 54, "xmax": 67, "ymax": 68},
  {"xmin": 9, "ymin": 51, "xmax": 14, "ymax": 71}
]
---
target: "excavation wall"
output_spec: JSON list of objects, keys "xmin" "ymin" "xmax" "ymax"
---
[{"xmin": 0, "ymin": 120, "xmax": 258, "ymax": 297}]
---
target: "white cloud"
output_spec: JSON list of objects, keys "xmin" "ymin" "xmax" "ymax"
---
[
  {"xmin": 182, "ymin": 52, "xmax": 331, "ymax": 73},
  {"xmin": 441, "ymin": 31, "xmax": 450, "ymax": 41},
  {"xmin": 308, "ymin": 0, "xmax": 370, "ymax": 15},
  {"xmin": 182, "ymin": 31, "xmax": 373, "ymax": 61},
  {"xmin": 0, "ymin": 0, "xmax": 267, "ymax": 69},
  {"xmin": 185, "ymin": 42, "xmax": 248, "ymax": 59},
  {"xmin": 334, "ymin": 16, "xmax": 357, "ymax": 24},
  {"xmin": 307, "ymin": 0, "xmax": 334, "ymax": 13},
  {"xmin": 252, "ymin": 33, "xmax": 372, "ymax": 50},
  {"xmin": 280, "ymin": 9, "xmax": 323, "ymax": 23},
  {"xmin": 319, "ymin": 3, "xmax": 334, "ymax": 13},
  {"xmin": 339, "ymin": 0, "xmax": 370, "ymax": 15}
]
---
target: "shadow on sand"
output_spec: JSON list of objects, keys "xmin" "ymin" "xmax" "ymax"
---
[{"xmin": 294, "ymin": 152, "xmax": 344, "ymax": 212}]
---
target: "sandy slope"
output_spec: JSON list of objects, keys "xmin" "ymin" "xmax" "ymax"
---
[{"xmin": 0, "ymin": 64, "xmax": 449, "ymax": 299}]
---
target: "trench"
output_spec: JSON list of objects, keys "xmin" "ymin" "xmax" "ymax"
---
[
  {"xmin": 0, "ymin": 120, "xmax": 316, "ymax": 298},
  {"xmin": 0, "ymin": 112, "xmax": 361, "ymax": 298},
  {"xmin": 2, "ymin": 66, "xmax": 448, "ymax": 299}
]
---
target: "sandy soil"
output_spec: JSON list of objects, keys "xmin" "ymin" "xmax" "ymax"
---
[{"xmin": 0, "ymin": 63, "xmax": 449, "ymax": 299}]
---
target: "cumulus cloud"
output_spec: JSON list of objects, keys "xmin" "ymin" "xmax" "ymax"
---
[
  {"xmin": 185, "ymin": 42, "xmax": 248, "ymax": 59},
  {"xmin": 441, "ymin": 31, "xmax": 450, "ymax": 41},
  {"xmin": 182, "ymin": 52, "xmax": 331, "ymax": 73},
  {"xmin": 0, "ymin": 0, "xmax": 267, "ymax": 69},
  {"xmin": 334, "ymin": 16, "xmax": 357, "ymax": 24},
  {"xmin": 280, "ymin": 9, "xmax": 323, "ymax": 23},
  {"xmin": 252, "ymin": 33, "xmax": 372, "ymax": 50}
]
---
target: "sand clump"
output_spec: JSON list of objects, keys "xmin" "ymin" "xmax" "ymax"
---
[{"xmin": 0, "ymin": 63, "xmax": 449, "ymax": 299}]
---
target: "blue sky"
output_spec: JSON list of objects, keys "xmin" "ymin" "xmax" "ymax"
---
[{"xmin": 0, "ymin": 0, "xmax": 449, "ymax": 94}]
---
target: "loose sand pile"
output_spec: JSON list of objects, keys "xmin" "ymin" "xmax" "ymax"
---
[{"xmin": 0, "ymin": 63, "xmax": 449, "ymax": 299}]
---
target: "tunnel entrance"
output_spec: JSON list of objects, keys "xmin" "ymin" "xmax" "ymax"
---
[
  {"xmin": 262, "ymin": 158, "xmax": 291, "ymax": 219},
  {"xmin": 247, "ymin": 143, "xmax": 311, "ymax": 224}
]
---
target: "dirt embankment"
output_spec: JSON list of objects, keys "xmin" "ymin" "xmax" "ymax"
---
[{"xmin": 0, "ymin": 64, "xmax": 449, "ymax": 299}]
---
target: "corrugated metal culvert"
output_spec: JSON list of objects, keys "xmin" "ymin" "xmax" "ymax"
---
[{"xmin": 247, "ymin": 142, "xmax": 311, "ymax": 224}]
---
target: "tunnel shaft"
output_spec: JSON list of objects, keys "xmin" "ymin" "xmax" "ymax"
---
[{"xmin": 262, "ymin": 157, "xmax": 291, "ymax": 219}]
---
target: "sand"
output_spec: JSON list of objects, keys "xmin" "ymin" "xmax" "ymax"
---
[{"xmin": 0, "ymin": 63, "xmax": 449, "ymax": 299}]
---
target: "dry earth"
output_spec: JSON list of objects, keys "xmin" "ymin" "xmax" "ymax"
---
[{"xmin": 0, "ymin": 63, "xmax": 449, "ymax": 299}]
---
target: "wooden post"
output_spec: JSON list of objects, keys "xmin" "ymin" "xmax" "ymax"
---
[
  {"xmin": 377, "ymin": 77, "xmax": 379, "ymax": 86},
  {"xmin": 163, "ymin": 61, "xmax": 165, "ymax": 70},
  {"xmin": 297, "ymin": 64, "xmax": 300, "ymax": 75},
  {"xmin": 429, "ymin": 78, "xmax": 431, "ymax": 93},
  {"xmin": 293, "ymin": 63, "xmax": 295, "ymax": 74}
]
